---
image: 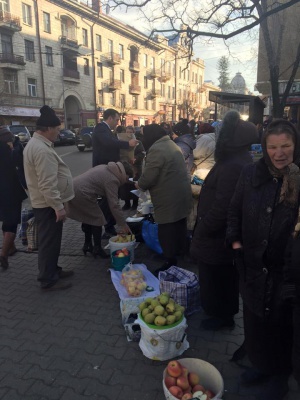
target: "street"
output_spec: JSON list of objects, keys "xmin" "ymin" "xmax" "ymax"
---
[{"xmin": 55, "ymin": 145, "xmax": 92, "ymax": 177}]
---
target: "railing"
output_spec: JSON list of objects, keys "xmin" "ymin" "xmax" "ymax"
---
[
  {"xmin": 60, "ymin": 36, "xmax": 79, "ymax": 49},
  {"xmin": 148, "ymin": 68, "xmax": 160, "ymax": 78},
  {"xmin": 150, "ymin": 89, "xmax": 160, "ymax": 97},
  {"xmin": 0, "ymin": 11, "xmax": 21, "ymax": 28},
  {"xmin": 160, "ymin": 72, "xmax": 171, "ymax": 82},
  {"xmin": 0, "ymin": 53, "xmax": 25, "ymax": 65},
  {"xmin": 104, "ymin": 52, "xmax": 121, "ymax": 64},
  {"xmin": 108, "ymin": 79, "xmax": 121, "ymax": 90},
  {"xmin": 129, "ymin": 85, "xmax": 141, "ymax": 94},
  {"xmin": 3, "ymin": 94, "xmax": 52, "ymax": 107},
  {"xmin": 63, "ymin": 68, "xmax": 80, "ymax": 79},
  {"xmin": 129, "ymin": 61, "xmax": 140, "ymax": 71}
]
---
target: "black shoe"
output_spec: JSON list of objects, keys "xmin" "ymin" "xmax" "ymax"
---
[
  {"xmin": 92, "ymin": 246, "xmax": 110, "ymax": 259},
  {"xmin": 240, "ymin": 367, "xmax": 270, "ymax": 386},
  {"xmin": 201, "ymin": 317, "xmax": 235, "ymax": 331},
  {"xmin": 41, "ymin": 281, "xmax": 72, "ymax": 291},
  {"xmin": 59, "ymin": 270, "xmax": 74, "ymax": 279},
  {"xmin": 122, "ymin": 202, "xmax": 131, "ymax": 211},
  {"xmin": 230, "ymin": 341, "xmax": 247, "ymax": 362},
  {"xmin": 0, "ymin": 256, "xmax": 9, "ymax": 269},
  {"xmin": 82, "ymin": 241, "xmax": 94, "ymax": 256}
]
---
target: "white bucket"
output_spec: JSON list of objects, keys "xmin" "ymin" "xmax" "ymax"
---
[
  {"xmin": 109, "ymin": 236, "xmax": 136, "ymax": 261},
  {"xmin": 163, "ymin": 358, "xmax": 224, "ymax": 399}
]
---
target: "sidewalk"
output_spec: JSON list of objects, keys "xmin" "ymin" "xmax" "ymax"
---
[{"xmin": 0, "ymin": 217, "xmax": 299, "ymax": 400}]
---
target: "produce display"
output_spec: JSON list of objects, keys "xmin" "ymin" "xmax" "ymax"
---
[
  {"xmin": 114, "ymin": 248, "xmax": 130, "ymax": 258},
  {"xmin": 138, "ymin": 293, "xmax": 185, "ymax": 327},
  {"xmin": 112, "ymin": 234, "xmax": 135, "ymax": 243},
  {"xmin": 121, "ymin": 266, "xmax": 147, "ymax": 297},
  {"xmin": 165, "ymin": 360, "xmax": 216, "ymax": 400}
]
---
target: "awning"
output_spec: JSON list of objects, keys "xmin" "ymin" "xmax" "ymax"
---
[{"xmin": 0, "ymin": 106, "xmax": 40, "ymax": 117}]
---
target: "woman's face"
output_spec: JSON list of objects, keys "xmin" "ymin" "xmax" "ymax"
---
[
  {"xmin": 125, "ymin": 128, "xmax": 134, "ymax": 139},
  {"xmin": 266, "ymin": 133, "xmax": 295, "ymax": 170}
]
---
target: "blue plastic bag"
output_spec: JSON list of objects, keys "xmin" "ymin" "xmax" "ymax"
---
[{"xmin": 142, "ymin": 220, "xmax": 163, "ymax": 254}]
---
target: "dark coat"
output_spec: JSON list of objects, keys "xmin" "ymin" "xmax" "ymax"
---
[
  {"xmin": 227, "ymin": 158, "xmax": 299, "ymax": 318},
  {"xmin": 174, "ymin": 134, "xmax": 196, "ymax": 173},
  {"xmin": 190, "ymin": 149, "xmax": 253, "ymax": 265},
  {"xmin": 92, "ymin": 122, "xmax": 129, "ymax": 166}
]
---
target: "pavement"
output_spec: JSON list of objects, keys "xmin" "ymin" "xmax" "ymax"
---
[{"xmin": 0, "ymin": 213, "xmax": 300, "ymax": 400}]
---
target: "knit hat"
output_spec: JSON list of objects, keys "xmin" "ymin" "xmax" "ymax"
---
[
  {"xmin": 0, "ymin": 126, "xmax": 14, "ymax": 143},
  {"xmin": 173, "ymin": 122, "xmax": 190, "ymax": 136},
  {"xmin": 37, "ymin": 105, "xmax": 61, "ymax": 127}
]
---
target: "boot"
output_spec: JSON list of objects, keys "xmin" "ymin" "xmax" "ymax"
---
[
  {"xmin": 92, "ymin": 226, "xmax": 109, "ymax": 259},
  {"xmin": 82, "ymin": 224, "xmax": 94, "ymax": 256}
]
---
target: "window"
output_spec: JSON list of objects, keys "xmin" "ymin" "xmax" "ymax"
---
[
  {"xmin": 195, "ymin": 74, "xmax": 198, "ymax": 84},
  {"xmin": 143, "ymin": 54, "xmax": 147, "ymax": 68},
  {"xmin": 119, "ymin": 44, "xmax": 124, "ymax": 59},
  {"xmin": 172, "ymin": 87, "xmax": 175, "ymax": 99},
  {"xmin": 98, "ymin": 90, "xmax": 104, "ymax": 105},
  {"xmin": 108, "ymin": 39, "xmax": 113, "ymax": 53},
  {"xmin": 161, "ymin": 83, "xmax": 165, "ymax": 97},
  {"xmin": 84, "ymin": 58, "xmax": 89, "ymax": 75},
  {"xmin": 28, "ymin": 78, "xmax": 37, "ymax": 97},
  {"xmin": 144, "ymin": 76, "xmax": 148, "ymax": 89},
  {"xmin": 179, "ymin": 89, "xmax": 182, "ymax": 100},
  {"xmin": 144, "ymin": 98, "xmax": 148, "ymax": 110},
  {"xmin": 97, "ymin": 62, "xmax": 103, "ymax": 78},
  {"xmin": 43, "ymin": 12, "xmax": 51, "ymax": 33},
  {"xmin": 172, "ymin": 63, "xmax": 175, "ymax": 76},
  {"xmin": 25, "ymin": 39, "xmax": 35, "ymax": 61},
  {"xmin": 150, "ymin": 57, "xmax": 154, "ymax": 69},
  {"xmin": 168, "ymin": 86, "xmax": 171, "ymax": 99},
  {"xmin": 132, "ymin": 95, "xmax": 138, "ymax": 109},
  {"xmin": 152, "ymin": 99, "xmax": 155, "ymax": 110},
  {"xmin": 0, "ymin": 0, "xmax": 9, "ymax": 12},
  {"xmin": 1, "ymin": 33, "xmax": 12, "ymax": 54},
  {"xmin": 96, "ymin": 34, "xmax": 102, "ymax": 51},
  {"xmin": 82, "ymin": 28, "xmax": 88, "ymax": 46},
  {"xmin": 22, "ymin": 3, "xmax": 32, "ymax": 25},
  {"xmin": 4, "ymin": 70, "xmax": 18, "ymax": 94},
  {"xmin": 167, "ymin": 62, "xmax": 171, "ymax": 73},
  {"xmin": 120, "ymin": 94, "xmax": 125, "ymax": 108},
  {"xmin": 187, "ymin": 70, "xmax": 190, "ymax": 81},
  {"xmin": 45, "ymin": 46, "xmax": 53, "ymax": 66},
  {"xmin": 110, "ymin": 92, "xmax": 115, "ymax": 106},
  {"xmin": 120, "ymin": 69, "xmax": 125, "ymax": 83}
]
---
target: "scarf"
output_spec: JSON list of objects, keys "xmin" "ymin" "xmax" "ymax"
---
[{"xmin": 268, "ymin": 163, "xmax": 300, "ymax": 207}]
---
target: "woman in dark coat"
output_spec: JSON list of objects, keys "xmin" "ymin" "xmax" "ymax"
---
[
  {"xmin": 0, "ymin": 127, "xmax": 27, "ymax": 269},
  {"xmin": 190, "ymin": 111, "xmax": 258, "ymax": 330},
  {"xmin": 172, "ymin": 121, "xmax": 196, "ymax": 174},
  {"xmin": 227, "ymin": 119, "xmax": 300, "ymax": 400}
]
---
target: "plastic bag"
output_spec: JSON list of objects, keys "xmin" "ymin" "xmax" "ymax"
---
[
  {"xmin": 142, "ymin": 219, "xmax": 163, "ymax": 254},
  {"xmin": 27, "ymin": 217, "xmax": 38, "ymax": 252}
]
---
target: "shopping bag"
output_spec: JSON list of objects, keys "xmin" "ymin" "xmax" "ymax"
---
[
  {"xmin": 19, "ymin": 208, "xmax": 34, "ymax": 245},
  {"xmin": 142, "ymin": 219, "xmax": 163, "ymax": 254},
  {"xmin": 27, "ymin": 217, "xmax": 38, "ymax": 252},
  {"xmin": 159, "ymin": 266, "xmax": 201, "ymax": 316}
]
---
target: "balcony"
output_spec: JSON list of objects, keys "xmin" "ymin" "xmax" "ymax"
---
[
  {"xmin": 129, "ymin": 85, "xmax": 141, "ymax": 94},
  {"xmin": 159, "ymin": 72, "xmax": 171, "ymax": 82},
  {"xmin": 60, "ymin": 36, "xmax": 80, "ymax": 50},
  {"xmin": 148, "ymin": 68, "xmax": 160, "ymax": 78},
  {"xmin": 3, "ymin": 94, "xmax": 52, "ymax": 107},
  {"xmin": 129, "ymin": 61, "xmax": 140, "ymax": 72},
  {"xmin": 149, "ymin": 89, "xmax": 160, "ymax": 98},
  {"xmin": 0, "ymin": 11, "xmax": 21, "ymax": 32},
  {"xmin": 0, "ymin": 53, "xmax": 25, "ymax": 69},
  {"xmin": 104, "ymin": 52, "xmax": 121, "ymax": 65},
  {"xmin": 108, "ymin": 79, "xmax": 121, "ymax": 91},
  {"xmin": 63, "ymin": 68, "xmax": 80, "ymax": 82}
]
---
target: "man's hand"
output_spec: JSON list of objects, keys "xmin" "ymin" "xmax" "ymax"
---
[
  {"xmin": 129, "ymin": 139, "xmax": 138, "ymax": 148},
  {"xmin": 56, "ymin": 208, "xmax": 67, "ymax": 222}
]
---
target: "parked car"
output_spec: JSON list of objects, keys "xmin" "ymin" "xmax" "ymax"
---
[
  {"xmin": 8, "ymin": 125, "xmax": 31, "ymax": 146},
  {"xmin": 54, "ymin": 129, "xmax": 76, "ymax": 146},
  {"xmin": 76, "ymin": 126, "xmax": 94, "ymax": 151}
]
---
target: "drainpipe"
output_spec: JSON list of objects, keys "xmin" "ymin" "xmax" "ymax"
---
[{"xmin": 34, "ymin": 0, "xmax": 46, "ymax": 103}]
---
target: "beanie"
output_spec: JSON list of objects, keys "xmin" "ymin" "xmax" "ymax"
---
[
  {"xmin": 0, "ymin": 126, "xmax": 14, "ymax": 143},
  {"xmin": 37, "ymin": 105, "xmax": 61, "ymax": 127},
  {"xmin": 173, "ymin": 122, "xmax": 190, "ymax": 136}
]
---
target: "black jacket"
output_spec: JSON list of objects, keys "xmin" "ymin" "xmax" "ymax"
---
[
  {"xmin": 190, "ymin": 149, "xmax": 253, "ymax": 265},
  {"xmin": 92, "ymin": 122, "xmax": 129, "ymax": 166},
  {"xmin": 227, "ymin": 158, "xmax": 299, "ymax": 317}
]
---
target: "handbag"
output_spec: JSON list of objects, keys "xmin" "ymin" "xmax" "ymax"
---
[
  {"xmin": 27, "ymin": 217, "xmax": 38, "ymax": 252},
  {"xmin": 142, "ymin": 218, "xmax": 163, "ymax": 254},
  {"xmin": 159, "ymin": 266, "xmax": 201, "ymax": 316}
]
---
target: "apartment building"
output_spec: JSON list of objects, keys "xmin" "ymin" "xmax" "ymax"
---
[{"xmin": 0, "ymin": 0, "xmax": 205, "ymax": 129}]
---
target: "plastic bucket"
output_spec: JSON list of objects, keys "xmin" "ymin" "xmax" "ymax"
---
[
  {"xmin": 111, "ymin": 250, "xmax": 131, "ymax": 271},
  {"xmin": 163, "ymin": 358, "xmax": 224, "ymax": 399},
  {"xmin": 109, "ymin": 236, "xmax": 136, "ymax": 261}
]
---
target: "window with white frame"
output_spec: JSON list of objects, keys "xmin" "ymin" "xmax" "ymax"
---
[
  {"xmin": 108, "ymin": 39, "xmax": 113, "ymax": 53},
  {"xmin": 119, "ymin": 44, "xmax": 124, "ymax": 59},
  {"xmin": 98, "ymin": 90, "xmax": 104, "ymax": 105},
  {"xmin": 144, "ymin": 76, "xmax": 148, "ymax": 89},
  {"xmin": 25, "ymin": 39, "xmax": 35, "ymax": 61},
  {"xmin": 82, "ymin": 28, "xmax": 88, "ymax": 46},
  {"xmin": 95, "ymin": 34, "xmax": 102, "ymax": 51},
  {"xmin": 43, "ymin": 12, "xmax": 51, "ymax": 33},
  {"xmin": 45, "ymin": 46, "xmax": 53, "ymax": 66},
  {"xmin": 0, "ymin": 0, "xmax": 9, "ymax": 12},
  {"xmin": 132, "ymin": 95, "xmax": 138, "ymax": 109},
  {"xmin": 28, "ymin": 78, "xmax": 37, "ymax": 97},
  {"xmin": 97, "ymin": 62, "xmax": 103, "ymax": 78},
  {"xmin": 120, "ymin": 69, "xmax": 124, "ymax": 83},
  {"xmin": 22, "ymin": 3, "xmax": 32, "ymax": 25},
  {"xmin": 4, "ymin": 70, "xmax": 18, "ymax": 94},
  {"xmin": 1, "ymin": 33, "xmax": 12, "ymax": 54}
]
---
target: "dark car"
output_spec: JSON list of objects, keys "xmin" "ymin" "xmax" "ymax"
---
[
  {"xmin": 76, "ymin": 126, "xmax": 94, "ymax": 151},
  {"xmin": 8, "ymin": 125, "xmax": 31, "ymax": 146},
  {"xmin": 54, "ymin": 129, "xmax": 76, "ymax": 146}
]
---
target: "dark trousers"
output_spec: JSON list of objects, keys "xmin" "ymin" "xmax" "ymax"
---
[
  {"xmin": 158, "ymin": 218, "xmax": 187, "ymax": 264},
  {"xmin": 33, "ymin": 207, "xmax": 63, "ymax": 286},
  {"xmin": 98, "ymin": 197, "xmax": 116, "ymax": 232},
  {"xmin": 119, "ymin": 181, "xmax": 138, "ymax": 203},
  {"xmin": 197, "ymin": 260, "xmax": 239, "ymax": 318}
]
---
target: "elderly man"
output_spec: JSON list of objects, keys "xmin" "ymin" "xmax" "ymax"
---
[{"xmin": 24, "ymin": 106, "xmax": 74, "ymax": 291}]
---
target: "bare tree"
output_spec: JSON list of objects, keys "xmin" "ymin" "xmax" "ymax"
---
[{"xmin": 110, "ymin": 0, "xmax": 300, "ymax": 117}]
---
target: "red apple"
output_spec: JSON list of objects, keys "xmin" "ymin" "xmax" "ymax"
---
[
  {"xmin": 183, "ymin": 387, "xmax": 192, "ymax": 394},
  {"xmin": 164, "ymin": 374, "xmax": 177, "ymax": 389},
  {"xmin": 168, "ymin": 385, "xmax": 183, "ymax": 399},
  {"xmin": 181, "ymin": 366, "xmax": 189, "ymax": 377},
  {"xmin": 205, "ymin": 389, "xmax": 216, "ymax": 398},
  {"xmin": 188, "ymin": 372, "xmax": 200, "ymax": 387},
  {"xmin": 176, "ymin": 375, "xmax": 190, "ymax": 390},
  {"xmin": 192, "ymin": 384, "xmax": 206, "ymax": 393},
  {"xmin": 181, "ymin": 394, "xmax": 193, "ymax": 400},
  {"xmin": 167, "ymin": 360, "xmax": 182, "ymax": 377}
]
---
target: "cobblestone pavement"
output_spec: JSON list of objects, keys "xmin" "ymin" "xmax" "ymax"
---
[{"xmin": 0, "ymin": 216, "xmax": 299, "ymax": 400}]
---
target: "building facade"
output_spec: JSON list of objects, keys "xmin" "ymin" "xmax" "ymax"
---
[{"xmin": 0, "ymin": 0, "xmax": 205, "ymax": 129}]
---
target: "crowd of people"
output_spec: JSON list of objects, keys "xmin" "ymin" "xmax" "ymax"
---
[{"xmin": 1, "ymin": 105, "xmax": 300, "ymax": 399}]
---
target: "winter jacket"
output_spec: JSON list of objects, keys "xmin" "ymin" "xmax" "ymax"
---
[
  {"xmin": 173, "ymin": 134, "xmax": 196, "ymax": 173},
  {"xmin": 227, "ymin": 158, "xmax": 299, "ymax": 318},
  {"xmin": 193, "ymin": 133, "xmax": 215, "ymax": 179},
  {"xmin": 190, "ymin": 149, "xmax": 253, "ymax": 265}
]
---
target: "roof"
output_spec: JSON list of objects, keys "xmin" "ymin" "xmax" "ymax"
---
[{"xmin": 209, "ymin": 91, "xmax": 266, "ymax": 108}]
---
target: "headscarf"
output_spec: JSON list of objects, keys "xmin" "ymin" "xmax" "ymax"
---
[
  {"xmin": 261, "ymin": 119, "xmax": 300, "ymax": 209},
  {"xmin": 107, "ymin": 161, "xmax": 127, "ymax": 185},
  {"xmin": 0, "ymin": 126, "xmax": 14, "ymax": 143},
  {"xmin": 142, "ymin": 124, "xmax": 167, "ymax": 152}
]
